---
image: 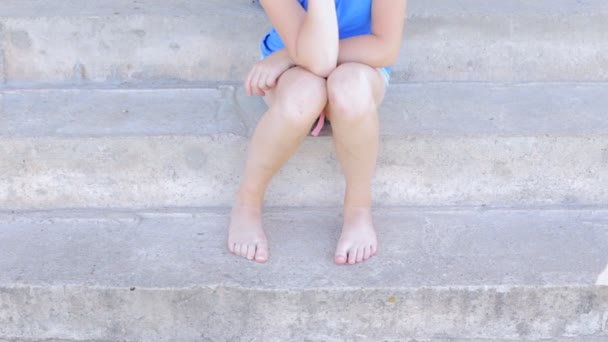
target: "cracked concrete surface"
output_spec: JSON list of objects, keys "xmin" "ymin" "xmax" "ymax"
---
[
  {"xmin": 2, "ymin": 0, "xmax": 608, "ymax": 340},
  {"xmin": 1, "ymin": 83, "xmax": 608, "ymax": 209},
  {"xmin": 1, "ymin": 0, "xmax": 608, "ymax": 85},
  {"xmin": 0, "ymin": 207, "xmax": 607, "ymax": 340}
]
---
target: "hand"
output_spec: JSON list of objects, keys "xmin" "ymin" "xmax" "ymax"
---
[{"xmin": 245, "ymin": 50, "xmax": 294, "ymax": 97}]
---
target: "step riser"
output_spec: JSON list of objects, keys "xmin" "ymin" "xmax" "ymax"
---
[
  {"xmin": 4, "ymin": 83, "xmax": 608, "ymax": 138},
  {"xmin": 2, "ymin": 136, "xmax": 607, "ymax": 209},
  {"xmin": 1, "ymin": 207, "xmax": 606, "ymax": 340},
  {"xmin": 1, "ymin": 13, "xmax": 607, "ymax": 85},
  {"xmin": 1, "ymin": 286, "xmax": 606, "ymax": 341}
]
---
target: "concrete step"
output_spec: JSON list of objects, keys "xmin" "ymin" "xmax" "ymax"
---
[
  {"xmin": 4, "ymin": 340, "xmax": 608, "ymax": 342},
  {"xmin": 0, "ymin": 207, "xmax": 607, "ymax": 340},
  {"xmin": 1, "ymin": 82, "xmax": 607, "ymax": 209},
  {"xmin": 2, "ymin": 340, "xmax": 608, "ymax": 342},
  {"xmin": 3, "ymin": 340, "xmax": 608, "ymax": 342},
  {"xmin": 0, "ymin": 0, "xmax": 607, "ymax": 85}
]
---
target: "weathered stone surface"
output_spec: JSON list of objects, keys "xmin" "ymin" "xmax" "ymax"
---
[
  {"xmin": 1, "ymin": 134, "xmax": 607, "ymax": 209},
  {"xmin": 0, "ymin": 0, "xmax": 607, "ymax": 84},
  {"xmin": 235, "ymin": 82, "xmax": 608, "ymax": 137},
  {"xmin": 0, "ymin": 207, "xmax": 607, "ymax": 340},
  {"xmin": 3, "ymin": 82, "xmax": 608, "ymax": 137},
  {"xmin": 1, "ymin": 2, "xmax": 607, "ymax": 340},
  {"xmin": 0, "ymin": 87, "xmax": 245, "ymax": 137},
  {"xmin": 1, "ymin": 83, "xmax": 607, "ymax": 209}
]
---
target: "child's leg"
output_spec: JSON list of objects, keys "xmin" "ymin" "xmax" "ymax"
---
[
  {"xmin": 325, "ymin": 62, "xmax": 386, "ymax": 265},
  {"xmin": 229, "ymin": 67, "xmax": 328, "ymax": 262}
]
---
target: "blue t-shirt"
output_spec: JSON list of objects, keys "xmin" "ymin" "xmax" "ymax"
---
[{"xmin": 260, "ymin": 0, "xmax": 392, "ymax": 73}]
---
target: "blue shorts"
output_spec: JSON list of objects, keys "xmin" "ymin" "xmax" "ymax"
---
[{"xmin": 378, "ymin": 67, "xmax": 391, "ymax": 87}]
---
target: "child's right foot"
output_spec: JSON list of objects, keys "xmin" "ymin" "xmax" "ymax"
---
[{"xmin": 227, "ymin": 203, "xmax": 269, "ymax": 263}]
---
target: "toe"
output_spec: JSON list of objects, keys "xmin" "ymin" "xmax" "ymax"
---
[
  {"xmin": 233, "ymin": 243, "xmax": 241, "ymax": 256},
  {"xmin": 334, "ymin": 241, "xmax": 349, "ymax": 265},
  {"xmin": 255, "ymin": 242, "xmax": 269, "ymax": 263},
  {"xmin": 371, "ymin": 244, "xmax": 378, "ymax": 256},
  {"xmin": 228, "ymin": 242, "xmax": 235, "ymax": 253},
  {"xmin": 239, "ymin": 244, "xmax": 248, "ymax": 258},
  {"xmin": 356, "ymin": 247, "xmax": 364, "ymax": 263},
  {"xmin": 347, "ymin": 248, "xmax": 357, "ymax": 264},
  {"xmin": 363, "ymin": 246, "xmax": 371, "ymax": 260},
  {"xmin": 246, "ymin": 244, "xmax": 256, "ymax": 260}
]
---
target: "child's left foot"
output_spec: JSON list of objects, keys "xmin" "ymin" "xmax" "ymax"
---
[{"xmin": 334, "ymin": 206, "xmax": 378, "ymax": 265}]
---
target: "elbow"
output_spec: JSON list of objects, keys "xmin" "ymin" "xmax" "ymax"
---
[
  {"xmin": 383, "ymin": 51, "xmax": 400, "ymax": 67},
  {"xmin": 373, "ymin": 36, "xmax": 402, "ymax": 67},
  {"xmin": 368, "ymin": 52, "xmax": 399, "ymax": 70},
  {"xmin": 307, "ymin": 60, "xmax": 337, "ymax": 78},
  {"xmin": 380, "ymin": 45, "xmax": 402, "ymax": 66},
  {"xmin": 290, "ymin": 50, "xmax": 337, "ymax": 77},
  {"xmin": 290, "ymin": 34, "xmax": 339, "ymax": 76},
  {"xmin": 290, "ymin": 39, "xmax": 338, "ymax": 77}
]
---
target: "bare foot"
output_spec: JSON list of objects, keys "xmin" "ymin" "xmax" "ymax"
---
[
  {"xmin": 227, "ymin": 203, "xmax": 269, "ymax": 263},
  {"xmin": 334, "ymin": 207, "xmax": 378, "ymax": 265}
]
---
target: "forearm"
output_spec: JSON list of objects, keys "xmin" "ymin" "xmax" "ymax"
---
[
  {"xmin": 295, "ymin": 0, "xmax": 339, "ymax": 76},
  {"xmin": 269, "ymin": 48, "xmax": 295, "ymax": 69},
  {"xmin": 338, "ymin": 35, "xmax": 401, "ymax": 68}
]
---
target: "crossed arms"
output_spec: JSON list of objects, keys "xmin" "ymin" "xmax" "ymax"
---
[{"xmin": 259, "ymin": 0, "xmax": 407, "ymax": 77}]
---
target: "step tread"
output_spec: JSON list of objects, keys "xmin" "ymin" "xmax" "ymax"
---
[
  {"xmin": 1, "ymin": 0, "xmax": 607, "ymax": 17},
  {"xmin": 1, "ymin": 207, "xmax": 607, "ymax": 289},
  {"xmin": 0, "ymin": 0, "xmax": 260, "ymax": 17},
  {"xmin": 2, "ymin": 339, "xmax": 608, "ymax": 342},
  {"xmin": 3, "ymin": 82, "xmax": 608, "ymax": 138}
]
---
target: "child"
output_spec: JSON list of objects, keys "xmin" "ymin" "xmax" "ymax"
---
[{"xmin": 228, "ymin": 0, "xmax": 407, "ymax": 265}]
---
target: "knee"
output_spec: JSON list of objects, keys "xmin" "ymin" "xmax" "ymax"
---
[
  {"xmin": 327, "ymin": 63, "xmax": 376, "ymax": 123},
  {"xmin": 271, "ymin": 68, "xmax": 327, "ymax": 128}
]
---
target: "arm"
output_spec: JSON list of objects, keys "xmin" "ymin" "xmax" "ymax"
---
[
  {"xmin": 337, "ymin": 0, "xmax": 407, "ymax": 67},
  {"xmin": 260, "ymin": 0, "xmax": 339, "ymax": 77},
  {"xmin": 245, "ymin": 49, "xmax": 295, "ymax": 97}
]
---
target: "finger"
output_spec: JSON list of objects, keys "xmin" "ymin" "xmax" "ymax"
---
[
  {"xmin": 255, "ymin": 84, "xmax": 266, "ymax": 97},
  {"xmin": 259, "ymin": 73, "xmax": 271, "ymax": 92},
  {"xmin": 251, "ymin": 69, "xmax": 265, "ymax": 97},
  {"xmin": 265, "ymin": 72, "xmax": 278, "ymax": 89},
  {"xmin": 256, "ymin": 69, "xmax": 269, "ymax": 96},
  {"xmin": 255, "ymin": 73, "xmax": 267, "ymax": 94},
  {"xmin": 244, "ymin": 67, "xmax": 255, "ymax": 97}
]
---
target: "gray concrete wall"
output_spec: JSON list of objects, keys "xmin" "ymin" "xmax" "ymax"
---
[{"xmin": 0, "ymin": 0, "xmax": 607, "ymax": 85}]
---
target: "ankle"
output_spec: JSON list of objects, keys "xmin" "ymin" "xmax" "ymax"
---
[
  {"xmin": 344, "ymin": 205, "xmax": 372, "ymax": 214},
  {"xmin": 343, "ymin": 199, "xmax": 372, "ymax": 211},
  {"xmin": 344, "ymin": 184, "xmax": 372, "ymax": 209},
  {"xmin": 343, "ymin": 205, "xmax": 372, "ymax": 224},
  {"xmin": 235, "ymin": 186, "xmax": 265, "ymax": 209}
]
